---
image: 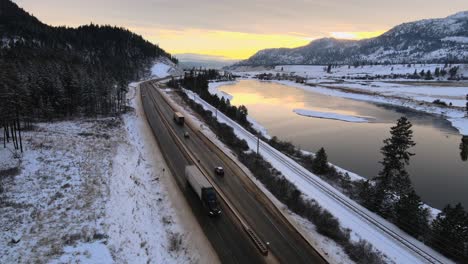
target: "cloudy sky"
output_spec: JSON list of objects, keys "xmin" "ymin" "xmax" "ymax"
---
[{"xmin": 14, "ymin": 0, "xmax": 468, "ymax": 59}]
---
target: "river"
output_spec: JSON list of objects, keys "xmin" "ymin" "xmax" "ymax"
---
[{"xmin": 216, "ymin": 79, "xmax": 468, "ymax": 209}]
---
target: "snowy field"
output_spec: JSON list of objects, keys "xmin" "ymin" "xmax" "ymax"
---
[
  {"xmin": 182, "ymin": 87, "xmax": 452, "ymax": 264},
  {"xmin": 293, "ymin": 108, "xmax": 373, "ymax": 123},
  {"xmin": 273, "ymin": 64, "xmax": 468, "ymax": 79},
  {"xmin": 0, "ymin": 79, "xmax": 208, "ymax": 263},
  {"xmin": 0, "ymin": 119, "xmax": 119, "ymax": 263},
  {"xmin": 324, "ymin": 81, "xmax": 468, "ymax": 107}
]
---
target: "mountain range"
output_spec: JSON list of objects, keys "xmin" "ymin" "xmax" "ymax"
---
[{"xmin": 233, "ymin": 11, "xmax": 468, "ymax": 66}]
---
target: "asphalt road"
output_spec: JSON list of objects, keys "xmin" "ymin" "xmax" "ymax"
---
[{"xmin": 140, "ymin": 80, "xmax": 327, "ymax": 264}]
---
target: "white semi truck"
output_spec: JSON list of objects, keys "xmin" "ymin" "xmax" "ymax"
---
[{"xmin": 185, "ymin": 165, "xmax": 221, "ymax": 216}]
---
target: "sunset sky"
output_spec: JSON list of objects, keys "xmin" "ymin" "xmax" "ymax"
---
[{"xmin": 14, "ymin": 0, "xmax": 468, "ymax": 59}]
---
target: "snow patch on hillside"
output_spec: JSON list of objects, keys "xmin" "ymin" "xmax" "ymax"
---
[
  {"xmin": 442, "ymin": 36, "xmax": 468, "ymax": 43},
  {"xmin": 150, "ymin": 58, "xmax": 184, "ymax": 78}
]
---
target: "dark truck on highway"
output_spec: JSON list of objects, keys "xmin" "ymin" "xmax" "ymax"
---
[{"xmin": 185, "ymin": 165, "xmax": 221, "ymax": 216}]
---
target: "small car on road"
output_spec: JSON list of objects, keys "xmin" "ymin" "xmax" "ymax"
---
[
  {"xmin": 184, "ymin": 131, "xmax": 190, "ymax": 138},
  {"xmin": 214, "ymin": 166, "xmax": 224, "ymax": 176}
]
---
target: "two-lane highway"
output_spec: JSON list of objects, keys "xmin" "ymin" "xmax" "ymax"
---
[{"xmin": 141, "ymin": 80, "xmax": 327, "ymax": 264}]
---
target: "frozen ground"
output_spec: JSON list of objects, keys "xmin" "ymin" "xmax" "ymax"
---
[
  {"xmin": 150, "ymin": 57, "xmax": 184, "ymax": 78},
  {"xmin": 325, "ymin": 81, "xmax": 468, "ymax": 107},
  {"xmin": 0, "ymin": 80, "xmax": 209, "ymax": 263},
  {"xmin": 293, "ymin": 108, "xmax": 373, "ymax": 123},
  {"xmin": 273, "ymin": 64, "xmax": 468, "ymax": 79},
  {"xmin": 180, "ymin": 88, "xmax": 452, "ymax": 264},
  {"xmin": 0, "ymin": 119, "xmax": 118, "ymax": 263}
]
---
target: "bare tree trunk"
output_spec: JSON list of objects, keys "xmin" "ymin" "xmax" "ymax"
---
[
  {"xmin": 3, "ymin": 124, "xmax": 6, "ymax": 148},
  {"xmin": 10, "ymin": 122, "xmax": 17, "ymax": 149},
  {"xmin": 5, "ymin": 123, "xmax": 10, "ymax": 143},
  {"xmin": 16, "ymin": 116, "xmax": 23, "ymax": 153}
]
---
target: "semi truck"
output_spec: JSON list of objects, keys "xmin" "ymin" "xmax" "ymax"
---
[
  {"xmin": 185, "ymin": 165, "xmax": 221, "ymax": 216},
  {"xmin": 173, "ymin": 112, "xmax": 184, "ymax": 125}
]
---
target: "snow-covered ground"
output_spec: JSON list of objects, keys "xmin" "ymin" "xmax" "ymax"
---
[
  {"xmin": 180, "ymin": 88, "xmax": 452, "ymax": 264},
  {"xmin": 325, "ymin": 81, "xmax": 468, "ymax": 107},
  {"xmin": 0, "ymin": 119, "xmax": 118, "ymax": 263},
  {"xmin": 293, "ymin": 108, "xmax": 373, "ymax": 123},
  {"xmin": 150, "ymin": 57, "xmax": 184, "ymax": 78},
  {"xmin": 0, "ymin": 72, "xmax": 213, "ymax": 262},
  {"xmin": 0, "ymin": 116, "xmax": 197, "ymax": 263},
  {"xmin": 272, "ymin": 64, "xmax": 468, "ymax": 79}
]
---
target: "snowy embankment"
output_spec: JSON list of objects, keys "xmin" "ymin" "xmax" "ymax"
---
[
  {"xmin": 325, "ymin": 81, "xmax": 468, "ymax": 107},
  {"xmin": 150, "ymin": 57, "xmax": 184, "ymax": 78},
  {"xmin": 182, "ymin": 88, "xmax": 452, "ymax": 264},
  {"xmin": 293, "ymin": 108, "xmax": 372, "ymax": 123}
]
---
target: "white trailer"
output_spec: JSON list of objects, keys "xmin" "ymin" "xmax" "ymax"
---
[{"xmin": 185, "ymin": 165, "xmax": 221, "ymax": 216}]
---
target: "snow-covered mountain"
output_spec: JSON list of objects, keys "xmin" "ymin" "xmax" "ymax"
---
[{"xmin": 234, "ymin": 11, "xmax": 468, "ymax": 66}]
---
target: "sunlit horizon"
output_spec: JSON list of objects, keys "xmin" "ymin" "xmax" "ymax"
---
[{"xmin": 13, "ymin": 0, "xmax": 468, "ymax": 60}]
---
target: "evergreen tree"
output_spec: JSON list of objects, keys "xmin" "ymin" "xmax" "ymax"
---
[
  {"xmin": 394, "ymin": 189, "xmax": 429, "ymax": 239},
  {"xmin": 312, "ymin": 147, "xmax": 329, "ymax": 174},
  {"xmin": 466, "ymin": 94, "xmax": 468, "ymax": 116},
  {"xmin": 434, "ymin": 67, "xmax": 440, "ymax": 77},
  {"xmin": 356, "ymin": 180, "xmax": 377, "ymax": 211},
  {"xmin": 460, "ymin": 136, "xmax": 468, "ymax": 162},
  {"xmin": 449, "ymin": 66, "xmax": 459, "ymax": 79},
  {"xmin": 374, "ymin": 117, "xmax": 416, "ymax": 211},
  {"xmin": 430, "ymin": 203, "xmax": 468, "ymax": 261},
  {"xmin": 425, "ymin": 70, "xmax": 432, "ymax": 80}
]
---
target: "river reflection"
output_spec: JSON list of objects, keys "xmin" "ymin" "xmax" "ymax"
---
[{"xmin": 218, "ymin": 80, "xmax": 468, "ymax": 209}]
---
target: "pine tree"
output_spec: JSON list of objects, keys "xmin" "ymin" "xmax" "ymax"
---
[
  {"xmin": 356, "ymin": 180, "xmax": 377, "ymax": 211},
  {"xmin": 430, "ymin": 203, "xmax": 468, "ymax": 261},
  {"xmin": 374, "ymin": 117, "xmax": 416, "ymax": 211},
  {"xmin": 465, "ymin": 94, "xmax": 468, "ymax": 116},
  {"xmin": 394, "ymin": 189, "xmax": 429, "ymax": 239},
  {"xmin": 313, "ymin": 147, "xmax": 329, "ymax": 174},
  {"xmin": 460, "ymin": 136, "xmax": 468, "ymax": 162},
  {"xmin": 425, "ymin": 70, "xmax": 432, "ymax": 80},
  {"xmin": 434, "ymin": 67, "xmax": 440, "ymax": 77}
]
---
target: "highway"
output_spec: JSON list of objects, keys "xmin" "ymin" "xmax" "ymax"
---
[{"xmin": 140, "ymin": 79, "xmax": 328, "ymax": 264}]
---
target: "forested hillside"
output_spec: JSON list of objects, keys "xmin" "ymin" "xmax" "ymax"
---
[{"xmin": 0, "ymin": 0, "xmax": 176, "ymax": 132}]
